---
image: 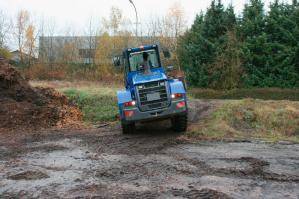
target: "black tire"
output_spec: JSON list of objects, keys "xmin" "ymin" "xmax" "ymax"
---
[
  {"xmin": 121, "ymin": 122, "xmax": 135, "ymax": 134},
  {"xmin": 171, "ymin": 114, "xmax": 188, "ymax": 132}
]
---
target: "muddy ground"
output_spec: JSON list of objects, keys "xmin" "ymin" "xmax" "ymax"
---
[{"xmin": 0, "ymin": 100, "xmax": 299, "ymax": 198}]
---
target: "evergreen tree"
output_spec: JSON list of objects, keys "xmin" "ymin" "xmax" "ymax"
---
[
  {"xmin": 241, "ymin": 0, "xmax": 265, "ymax": 38},
  {"xmin": 224, "ymin": 4, "xmax": 237, "ymax": 31},
  {"xmin": 293, "ymin": 4, "xmax": 299, "ymax": 86},
  {"xmin": 178, "ymin": 0, "xmax": 237, "ymax": 87},
  {"xmin": 202, "ymin": 0, "xmax": 227, "ymax": 42},
  {"xmin": 207, "ymin": 4, "xmax": 239, "ymax": 89},
  {"xmin": 177, "ymin": 0, "xmax": 299, "ymax": 88},
  {"xmin": 240, "ymin": 0, "xmax": 268, "ymax": 87},
  {"xmin": 178, "ymin": 13, "xmax": 211, "ymax": 87},
  {"xmin": 263, "ymin": 0, "xmax": 299, "ymax": 87},
  {"xmin": 209, "ymin": 30, "xmax": 242, "ymax": 89}
]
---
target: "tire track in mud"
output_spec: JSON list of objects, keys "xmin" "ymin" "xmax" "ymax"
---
[
  {"xmin": 170, "ymin": 188, "xmax": 233, "ymax": 199},
  {"xmin": 175, "ymin": 156, "xmax": 299, "ymax": 183},
  {"xmin": 188, "ymin": 99, "xmax": 222, "ymax": 124}
]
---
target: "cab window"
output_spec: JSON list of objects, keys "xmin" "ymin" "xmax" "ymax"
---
[{"xmin": 129, "ymin": 50, "xmax": 159, "ymax": 72}]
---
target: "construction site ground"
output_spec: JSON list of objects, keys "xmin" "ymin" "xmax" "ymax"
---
[{"xmin": 1, "ymin": 100, "xmax": 298, "ymax": 198}]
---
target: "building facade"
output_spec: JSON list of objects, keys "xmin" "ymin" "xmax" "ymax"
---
[
  {"xmin": 38, "ymin": 36, "xmax": 167, "ymax": 65},
  {"xmin": 39, "ymin": 36, "xmax": 97, "ymax": 64}
]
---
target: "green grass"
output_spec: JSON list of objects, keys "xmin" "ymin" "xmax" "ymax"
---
[
  {"xmin": 190, "ymin": 88, "xmax": 299, "ymax": 101},
  {"xmin": 61, "ymin": 87, "xmax": 119, "ymax": 124},
  {"xmin": 187, "ymin": 99, "xmax": 299, "ymax": 143}
]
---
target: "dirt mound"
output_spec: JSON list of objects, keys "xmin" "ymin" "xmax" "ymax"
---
[{"xmin": 0, "ymin": 58, "xmax": 82, "ymax": 132}]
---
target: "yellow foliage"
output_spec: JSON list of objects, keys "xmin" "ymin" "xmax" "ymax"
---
[
  {"xmin": 25, "ymin": 25, "xmax": 35, "ymax": 57},
  {"xmin": 0, "ymin": 48, "xmax": 11, "ymax": 59}
]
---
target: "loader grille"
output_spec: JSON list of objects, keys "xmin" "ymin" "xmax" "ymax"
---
[{"xmin": 136, "ymin": 80, "xmax": 169, "ymax": 111}]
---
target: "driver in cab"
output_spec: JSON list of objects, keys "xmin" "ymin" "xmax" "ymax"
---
[{"xmin": 141, "ymin": 52, "xmax": 152, "ymax": 75}]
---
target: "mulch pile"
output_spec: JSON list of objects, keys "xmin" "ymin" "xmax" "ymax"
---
[{"xmin": 0, "ymin": 58, "xmax": 82, "ymax": 132}]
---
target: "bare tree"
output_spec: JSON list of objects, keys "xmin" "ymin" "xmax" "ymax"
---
[
  {"xmin": 0, "ymin": 10, "xmax": 11, "ymax": 49},
  {"xmin": 84, "ymin": 16, "xmax": 99, "ymax": 65},
  {"xmin": 106, "ymin": 6, "xmax": 123, "ymax": 36},
  {"xmin": 62, "ymin": 26, "xmax": 79, "ymax": 64},
  {"xmin": 37, "ymin": 15, "xmax": 46, "ymax": 63},
  {"xmin": 15, "ymin": 10, "xmax": 30, "ymax": 63},
  {"xmin": 146, "ymin": 16, "xmax": 164, "ymax": 43},
  {"xmin": 46, "ymin": 18, "xmax": 56, "ymax": 67},
  {"xmin": 61, "ymin": 39, "xmax": 76, "ymax": 64},
  {"xmin": 165, "ymin": 2, "xmax": 186, "ymax": 39},
  {"xmin": 102, "ymin": 7, "xmax": 131, "ymax": 54},
  {"xmin": 164, "ymin": 2, "xmax": 187, "ymax": 70}
]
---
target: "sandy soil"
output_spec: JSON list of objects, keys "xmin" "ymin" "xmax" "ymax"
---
[{"xmin": 0, "ymin": 100, "xmax": 298, "ymax": 198}]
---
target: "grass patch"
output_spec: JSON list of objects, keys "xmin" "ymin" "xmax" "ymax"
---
[
  {"xmin": 190, "ymin": 88, "xmax": 299, "ymax": 101},
  {"xmin": 61, "ymin": 87, "xmax": 119, "ymax": 124},
  {"xmin": 188, "ymin": 99, "xmax": 299, "ymax": 142}
]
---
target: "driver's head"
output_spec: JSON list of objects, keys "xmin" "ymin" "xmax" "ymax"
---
[{"xmin": 143, "ymin": 52, "xmax": 149, "ymax": 61}]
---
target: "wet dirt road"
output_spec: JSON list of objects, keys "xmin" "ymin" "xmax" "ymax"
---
[{"xmin": 0, "ymin": 100, "xmax": 299, "ymax": 198}]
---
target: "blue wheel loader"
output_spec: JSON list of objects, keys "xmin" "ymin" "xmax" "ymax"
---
[{"xmin": 114, "ymin": 44, "xmax": 188, "ymax": 134}]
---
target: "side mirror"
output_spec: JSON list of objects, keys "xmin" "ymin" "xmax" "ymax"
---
[
  {"xmin": 166, "ymin": 65, "xmax": 174, "ymax": 71},
  {"xmin": 112, "ymin": 56, "xmax": 121, "ymax": 67},
  {"xmin": 163, "ymin": 49, "xmax": 171, "ymax": 58}
]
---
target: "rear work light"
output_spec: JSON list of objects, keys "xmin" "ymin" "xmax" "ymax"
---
[
  {"xmin": 124, "ymin": 101, "xmax": 136, "ymax": 107},
  {"xmin": 171, "ymin": 93, "xmax": 183, "ymax": 99}
]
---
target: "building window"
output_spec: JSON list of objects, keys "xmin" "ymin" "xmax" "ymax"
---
[{"xmin": 79, "ymin": 49, "xmax": 95, "ymax": 59}]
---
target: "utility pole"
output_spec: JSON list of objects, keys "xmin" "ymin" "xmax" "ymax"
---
[{"xmin": 129, "ymin": 0, "xmax": 138, "ymax": 39}]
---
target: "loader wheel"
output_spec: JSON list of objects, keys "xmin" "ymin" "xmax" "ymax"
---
[
  {"xmin": 121, "ymin": 122, "xmax": 135, "ymax": 134},
  {"xmin": 171, "ymin": 114, "xmax": 188, "ymax": 132}
]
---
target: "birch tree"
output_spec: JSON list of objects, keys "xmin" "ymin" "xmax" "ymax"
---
[
  {"xmin": 15, "ymin": 10, "xmax": 30, "ymax": 63},
  {"xmin": 25, "ymin": 24, "xmax": 36, "ymax": 66}
]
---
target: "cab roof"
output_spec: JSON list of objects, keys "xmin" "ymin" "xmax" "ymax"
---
[{"xmin": 125, "ymin": 44, "xmax": 158, "ymax": 53}]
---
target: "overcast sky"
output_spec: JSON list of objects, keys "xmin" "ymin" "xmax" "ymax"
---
[{"xmin": 0, "ymin": 0, "xmax": 292, "ymax": 35}]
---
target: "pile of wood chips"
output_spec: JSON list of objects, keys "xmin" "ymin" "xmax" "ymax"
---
[{"xmin": 0, "ymin": 58, "xmax": 82, "ymax": 132}]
